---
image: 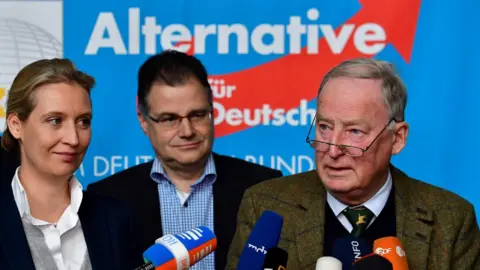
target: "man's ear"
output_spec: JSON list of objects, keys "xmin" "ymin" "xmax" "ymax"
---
[
  {"xmin": 392, "ymin": 121, "xmax": 409, "ymax": 155},
  {"xmin": 137, "ymin": 106, "xmax": 149, "ymax": 135}
]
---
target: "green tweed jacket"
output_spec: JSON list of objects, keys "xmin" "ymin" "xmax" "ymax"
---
[{"xmin": 226, "ymin": 165, "xmax": 480, "ymax": 270}]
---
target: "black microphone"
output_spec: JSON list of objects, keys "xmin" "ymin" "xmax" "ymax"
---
[
  {"xmin": 332, "ymin": 235, "xmax": 372, "ymax": 270},
  {"xmin": 262, "ymin": 247, "xmax": 288, "ymax": 270},
  {"xmin": 352, "ymin": 253, "xmax": 393, "ymax": 269}
]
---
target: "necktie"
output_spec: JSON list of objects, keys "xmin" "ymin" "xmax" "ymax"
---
[{"xmin": 342, "ymin": 206, "xmax": 374, "ymax": 237}]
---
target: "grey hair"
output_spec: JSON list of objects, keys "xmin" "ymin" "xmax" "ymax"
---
[{"xmin": 318, "ymin": 58, "xmax": 407, "ymax": 123}]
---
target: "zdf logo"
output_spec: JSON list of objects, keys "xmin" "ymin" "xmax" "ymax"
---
[{"xmin": 375, "ymin": 247, "xmax": 392, "ymax": 256}]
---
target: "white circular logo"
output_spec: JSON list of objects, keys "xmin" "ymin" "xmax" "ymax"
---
[
  {"xmin": 0, "ymin": 17, "xmax": 63, "ymax": 134},
  {"xmin": 396, "ymin": 246, "xmax": 406, "ymax": 257}
]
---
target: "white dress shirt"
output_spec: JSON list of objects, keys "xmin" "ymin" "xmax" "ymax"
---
[
  {"xmin": 11, "ymin": 167, "xmax": 88, "ymax": 270},
  {"xmin": 326, "ymin": 170, "xmax": 393, "ymax": 233}
]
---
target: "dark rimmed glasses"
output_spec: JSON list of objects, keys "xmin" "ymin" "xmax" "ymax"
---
[{"xmin": 141, "ymin": 107, "xmax": 213, "ymax": 129}]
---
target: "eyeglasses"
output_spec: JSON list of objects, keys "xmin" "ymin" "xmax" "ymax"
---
[
  {"xmin": 305, "ymin": 117, "xmax": 395, "ymax": 157},
  {"xmin": 142, "ymin": 108, "xmax": 213, "ymax": 129}
]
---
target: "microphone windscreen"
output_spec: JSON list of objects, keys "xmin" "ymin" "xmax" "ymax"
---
[
  {"xmin": 352, "ymin": 253, "xmax": 393, "ymax": 270},
  {"xmin": 373, "ymin": 236, "xmax": 409, "ymax": 270},
  {"xmin": 332, "ymin": 235, "xmax": 372, "ymax": 270},
  {"xmin": 315, "ymin": 256, "xmax": 342, "ymax": 270},
  {"xmin": 142, "ymin": 244, "xmax": 176, "ymax": 268},
  {"xmin": 262, "ymin": 247, "xmax": 288, "ymax": 269},
  {"xmin": 236, "ymin": 210, "xmax": 284, "ymax": 270},
  {"xmin": 143, "ymin": 226, "xmax": 216, "ymax": 268}
]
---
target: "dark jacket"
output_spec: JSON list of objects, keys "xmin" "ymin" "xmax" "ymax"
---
[
  {"xmin": 88, "ymin": 152, "xmax": 283, "ymax": 270},
  {"xmin": 227, "ymin": 166, "xmax": 480, "ymax": 270},
  {"xmin": 0, "ymin": 137, "xmax": 138, "ymax": 270}
]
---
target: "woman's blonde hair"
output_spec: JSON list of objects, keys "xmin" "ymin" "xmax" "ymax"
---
[{"xmin": 1, "ymin": 58, "xmax": 95, "ymax": 153}]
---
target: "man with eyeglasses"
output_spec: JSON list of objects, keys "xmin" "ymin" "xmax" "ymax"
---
[
  {"xmin": 87, "ymin": 50, "xmax": 282, "ymax": 269},
  {"xmin": 227, "ymin": 58, "xmax": 480, "ymax": 269}
]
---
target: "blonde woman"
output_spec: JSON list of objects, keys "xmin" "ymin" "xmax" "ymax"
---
[{"xmin": 0, "ymin": 59, "xmax": 138, "ymax": 270}]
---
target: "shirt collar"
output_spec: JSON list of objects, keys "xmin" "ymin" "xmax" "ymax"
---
[
  {"xmin": 11, "ymin": 166, "xmax": 84, "ymax": 222},
  {"xmin": 327, "ymin": 169, "xmax": 393, "ymax": 217},
  {"xmin": 150, "ymin": 153, "xmax": 217, "ymax": 187}
]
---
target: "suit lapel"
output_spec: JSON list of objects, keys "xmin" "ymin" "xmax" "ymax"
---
[
  {"xmin": 212, "ymin": 175, "xmax": 229, "ymax": 269},
  {"xmin": 138, "ymin": 163, "xmax": 163, "ymax": 245},
  {"xmin": 392, "ymin": 166, "xmax": 433, "ymax": 270},
  {"xmin": 79, "ymin": 192, "xmax": 111, "ymax": 269},
  {"xmin": 292, "ymin": 171, "xmax": 326, "ymax": 269},
  {"xmin": 212, "ymin": 153, "xmax": 239, "ymax": 270},
  {"xmin": 0, "ymin": 176, "xmax": 36, "ymax": 270}
]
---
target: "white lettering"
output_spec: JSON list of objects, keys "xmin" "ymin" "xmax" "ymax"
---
[
  {"xmin": 111, "ymin": 156, "xmax": 124, "ymax": 175},
  {"xmin": 247, "ymin": 244, "xmax": 267, "ymax": 254},
  {"xmin": 209, "ymin": 79, "xmax": 237, "ymax": 99},
  {"xmin": 85, "ymin": 12, "xmax": 127, "ymax": 55},
  {"xmin": 298, "ymin": 155, "xmax": 314, "ymax": 173},
  {"xmin": 251, "ymin": 24, "xmax": 285, "ymax": 55},
  {"xmin": 94, "ymin": 156, "xmax": 109, "ymax": 177},
  {"xmin": 85, "ymin": 7, "xmax": 387, "ymax": 56},
  {"xmin": 161, "ymin": 24, "xmax": 192, "ymax": 52},
  {"xmin": 245, "ymin": 155, "xmax": 257, "ymax": 163},
  {"xmin": 286, "ymin": 17, "xmax": 306, "ymax": 54},
  {"xmin": 194, "ymin": 24, "xmax": 216, "ymax": 54},
  {"xmin": 142, "ymin": 16, "xmax": 161, "ymax": 54},
  {"xmin": 278, "ymin": 157, "xmax": 295, "ymax": 175},
  {"xmin": 375, "ymin": 247, "xmax": 392, "ymax": 256},
  {"xmin": 321, "ymin": 24, "xmax": 355, "ymax": 54},
  {"xmin": 128, "ymin": 8, "xmax": 140, "ymax": 54},
  {"xmin": 285, "ymin": 107, "xmax": 299, "ymax": 126},
  {"xmin": 354, "ymin": 23, "xmax": 386, "ymax": 55},
  {"xmin": 93, "ymin": 155, "xmax": 154, "ymax": 177},
  {"xmin": 213, "ymin": 99, "xmax": 315, "ymax": 127},
  {"xmin": 352, "ymin": 241, "xmax": 362, "ymax": 259},
  {"xmin": 306, "ymin": 8, "xmax": 320, "ymax": 53},
  {"xmin": 218, "ymin": 24, "xmax": 249, "ymax": 54},
  {"xmin": 244, "ymin": 108, "xmax": 261, "ymax": 126},
  {"xmin": 242, "ymin": 155, "xmax": 314, "ymax": 174},
  {"xmin": 136, "ymin": 155, "xmax": 152, "ymax": 164},
  {"xmin": 271, "ymin": 108, "xmax": 286, "ymax": 126},
  {"xmin": 226, "ymin": 108, "xmax": 243, "ymax": 126}
]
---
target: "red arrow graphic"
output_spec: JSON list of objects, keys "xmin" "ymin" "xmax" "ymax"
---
[{"xmin": 209, "ymin": 0, "xmax": 421, "ymax": 138}]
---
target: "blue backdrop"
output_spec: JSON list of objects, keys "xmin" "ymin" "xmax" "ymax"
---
[{"xmin": 59, "ymin": 0, "xmax": 480, "ymax": 222}]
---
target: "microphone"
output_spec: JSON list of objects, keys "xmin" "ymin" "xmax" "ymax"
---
[
  {"xmin": 236, "ymin": 210, "xmax": 284, "ymax": 270},
  {"xmin": 135, "ymin": 226, "xmax": 216, "ymax": 270},
  {"xmin": 332, "ymin": 235, "xmax": 372, "ymax": 270},
  {"xmin": 352, "ymin": 253, "xmax": 393, "ymax": 269},
  {"xmin": 315, "ymin": 256, "xmax": 342, "ymax": 270},
  {"xmin": 262, "ymin": 247, "xmax": 288, "ymax": 270},
  {"xmin": 373, "ymin": 236, "xmax": 409, "ymax": 270}
]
